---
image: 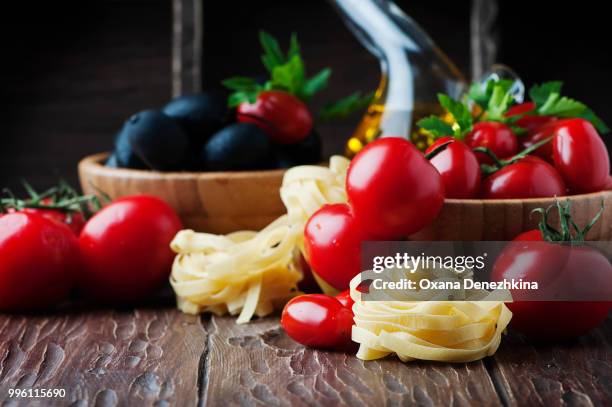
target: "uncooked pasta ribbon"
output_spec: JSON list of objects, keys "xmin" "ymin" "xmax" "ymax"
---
[
  {"xmin": 170, "ymin": 156, "xmax": 350, "ymax": 323},
  {"xmin": 350, "ymin": 268, "xmax": 512, "ymax": 362}
]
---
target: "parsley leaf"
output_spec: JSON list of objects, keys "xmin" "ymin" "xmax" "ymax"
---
[
  {"xmin": 537, "ymin": 93, "xmax": 586, "ymax": 117},
  {"xmin": 302, "ymin": 68, "xmax": 331, "ymax": 101},
  {"xmin": 319, "ymin": 91, "xmax": 373, "ymax": 122},
  {"xmin": 270, "ymin": 55, "xmax": 305, "ymax": 95},
  {"xmin": 529, "ymin": 81, "xmax": 563, "ymax": 107},
  {"xmin": 259, "ymin": 31, "xmax": 286, "ymax": 73},
  {"xmin": 438, "ymin": 94, "xmax": 472, "ymax": 137},
  {"xmin": 468, "ymin": 79, "xmax": 515, "ymax": 109},
  {"xmin": 528, "ymin": 81, "xmax": 609, "ymax": 133},
  {"xmin": 486, "ymin": 84, "xmax": 514, "ymax": 121},
  {"xmin": 416, "ymin": 116, "xmax": 454, "ymax": 138}
]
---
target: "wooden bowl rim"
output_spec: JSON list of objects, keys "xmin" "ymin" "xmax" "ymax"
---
[
  {"xmin": 79, "ymin": 152, "xmax": 286, "ymax": 181},
  {"xmin": 79, "ymin": 152, "xmax": 611, "ymax": 205}
]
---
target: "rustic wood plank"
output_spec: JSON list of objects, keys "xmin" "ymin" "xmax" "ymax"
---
[
  {"xmin": 201, "ymin": 315, "xmax": 502, "ymax": 407},
  {"xmin": 0, "ymin": 309, "xmax": 206, "ymax": 407},
  {"xmin": 489, "ymin": 316, "xmax": 612, "ymax": 407}
]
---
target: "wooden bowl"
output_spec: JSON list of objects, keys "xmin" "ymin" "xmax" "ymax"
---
[
  {"xmin": 78, "ymin": 153, "xmax": 286, "ymax": 234},
  {"xmin": 411, "ymin": 191, "xmax": 612, "ymax": 241},
  {"xmin": 80, "ymin": 152, "xmax": 612, "ymax": 240}
]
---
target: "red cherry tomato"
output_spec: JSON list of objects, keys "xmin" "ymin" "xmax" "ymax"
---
[
  {"xmin": 519, "ymin": 122, "xmax": 556, "ymax": 162},
  {"xmin": 20, "ymin": 208, "xmax": 85, "ymax": 236},
  {"xmin": 465, "ymin": 122, "xmax": 518, "ymax": 164},
  {"xmin": 79, "ymin": 195, "xmax": 182, "ymax": 304},
  {"xmin": 335, "ymin": 289, "xmax": 354, "ymax": 309},
  {"xmin": 237, "ymin": 90, "xmax": 313, "ymax": 144},
  {"xmin": 481, "ymin": 156, "xmax": 566, "ymax": 199},
  {"xmin": 0, "ymin": 212, "xmax": 79, "ymax": 311},
  {"xmin": 346, "ymin": 137, "xmax": 444, "ymax": 239},
  {"xmin": 281, "ymin": 294, "xmax": 354, "ymax": 349},
  {"xmin": 304, "ymin": 203, "xmax": 367, "ymax": 291},
  {"xmin": 506, "ymin": 102, "xmax": 557, "ymax": 134},
  {"xmin": 425, "ymin": 137, "xmax": 481, "ymax": 199},
  {"xmin": 492, "ymin": 230, "xmax": 612, "ymax": 339},
  {"xmin": 552, "ymin": 118, "xmax": 610, "ymax": 194}
]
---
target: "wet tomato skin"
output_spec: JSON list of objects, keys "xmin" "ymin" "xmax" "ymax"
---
[
  {"xmin": 465, "ymin": 121, "xmax": 518, "ymax": 164},
  {"xmin": 237, "ymin": 91, "xmax": 313, "ymax": 144},
  {"xmin": 281, "ymin": 294, "xmax": 354, "ymax": 349},
  {"xmin": 304, "ymin": 203, "xmax": 367, "ymax": 291},
  {"xmin": 426, "ymin": 137, "xmax": 481, "ymax": 199},
  {"xmin": 346, "ymin": 137, "xmax": 444, "ymax": 239},
  {"xmin": 552, "ymin": 118, "xmax": 610, "ymax": 194},
  {"xmin": 481, "ymin": 156, "xmax": 566, "ymax": 199}
]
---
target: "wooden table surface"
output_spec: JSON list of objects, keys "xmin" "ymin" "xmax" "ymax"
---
[{"xmin": 0, "ymin": 309, "xmax": 610, "ymax": 407}]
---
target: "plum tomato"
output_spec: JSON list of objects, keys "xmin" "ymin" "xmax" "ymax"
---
[
  {"xmin": 552, "ymin": 118, "xmax": 610, "ymax": 194},
  {"xmin": 481, "ymin": 156, "xmax": 566, "ymax": 199},
  {"xmin": 202, "ymin": 123, "xmax": 273, "ymax": 171},
  {"xmin": 465, "ymin": 121, "xmax": 518, "ymax": 164},
  {"xmin": 274, "ymin": 129, "xmax": 322, "ymax": 168},
  {"xmin": 491, "ymin": 207, "xmax": 612, "ymax": 339},
  {"xmin": 346, "ymin": 137, "xmax": 444, "ymax": 239},
  {"xmin": 0, "ymin": 212, "xmax": 79, "ymax": 311},
  {"xmin": 237, "ymin": 91, "xmax": 313, "ymax": 144},
  {"xmin": 125, "ymin": 110, "xmax": 190, "ymax": 171},
  {"xmin": 79, "ymin": 195, "xmax": 182, "ymax": 304},
  {"xmin": 304, "ymin": 203, "xmax": 367, "ymax": 291},
  {"xmin": 162, "ymin": 92, "xmax": 227, "ymax": 144},
  {"xmin": 281, "ymin": 294, "xmax": 354, "ymax": 349},
  {"xmin": 335, "ymin": 289, "xmax": 354, "ymax": 309},
  {"xmin": 425, "ymin": 137, "xmax": 481, "ymax": 199}
]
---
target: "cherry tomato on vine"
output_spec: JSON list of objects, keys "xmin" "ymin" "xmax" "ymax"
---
[
  {"xmin": 304, "ymin": 203, "xmax": 367, "ymax": 291},
  {"xmin": 237, "ymin": 90, "xmax": 313, "ymax": 144},
  {"xmin": 491, "ymin": 210, "xmax": 612, "ymax": 339},
  {"xmin": 425, "ymin": 137, "xmax": 481, "ymax": 199},
  {"xmin": 481, "ymin": 156, "xmax": 566, "ymax": 199},
  {"xmin": 0, "ymin": 212, "xmax": 79, "ymax": 311},
  {"xmin": 465, "ymin": 121, "xmax": 518, "ymax": 164},
  {"xmin": 552, "ymin": 118, "xmax": 610, "ymax": 194},
  {"xmin": 346, "ymin": 137, "xmax": 444, "ymax": 239},
  {"xmin": 281, "ymin": 294, "xmax": 354, "ymax": 349},
  {"xmin": 79, "ymin": 195, "xmax": 182, "ymax": 304}
]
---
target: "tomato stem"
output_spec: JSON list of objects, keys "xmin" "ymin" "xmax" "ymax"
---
[
  {"xmin": 424, "ymin": 140, "xmax": 453, "ymax": 160},
  {"xmin": 531, "ymin": 199, "xmax": 604, "ymax": 243},
  {"xmin": 475, "ymin": 136, "xmax": 553, "ymax": 176},
  {"xmin": 1, "ymin": 181, "xmax": 102, "ymax": 219}
]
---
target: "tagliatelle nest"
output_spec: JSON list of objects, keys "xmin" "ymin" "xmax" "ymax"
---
[
  {"xmin": 170, "ymin": 156, "xmax": 350, "ymax": 323},
  {"xmin": 349, "ymin": 269, "xmax": 512, "ymax": 363}
]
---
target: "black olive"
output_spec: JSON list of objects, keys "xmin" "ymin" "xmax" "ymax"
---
[
  {"xmin": 202, "ymin": 123, "xmax": 273, "ymax": 171},
  {"xmin": 126, "ymin": 109, "xmax": 190, "ymax": 171},
  {"xmin": 112, "ymin": 125, "xmax": 148, "ymax": 169},
  {"xmin": 274, "ymin": 129, "xmax": 322, "ymax": 168},
  {"xmin": 162, "ymin": 93, "xmax": 227, "ymax": 145}
]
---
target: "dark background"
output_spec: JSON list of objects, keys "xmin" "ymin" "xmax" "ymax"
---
[{"xmin": 2, "ymin": 0, "xmax": 610, "ymax": 192}]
